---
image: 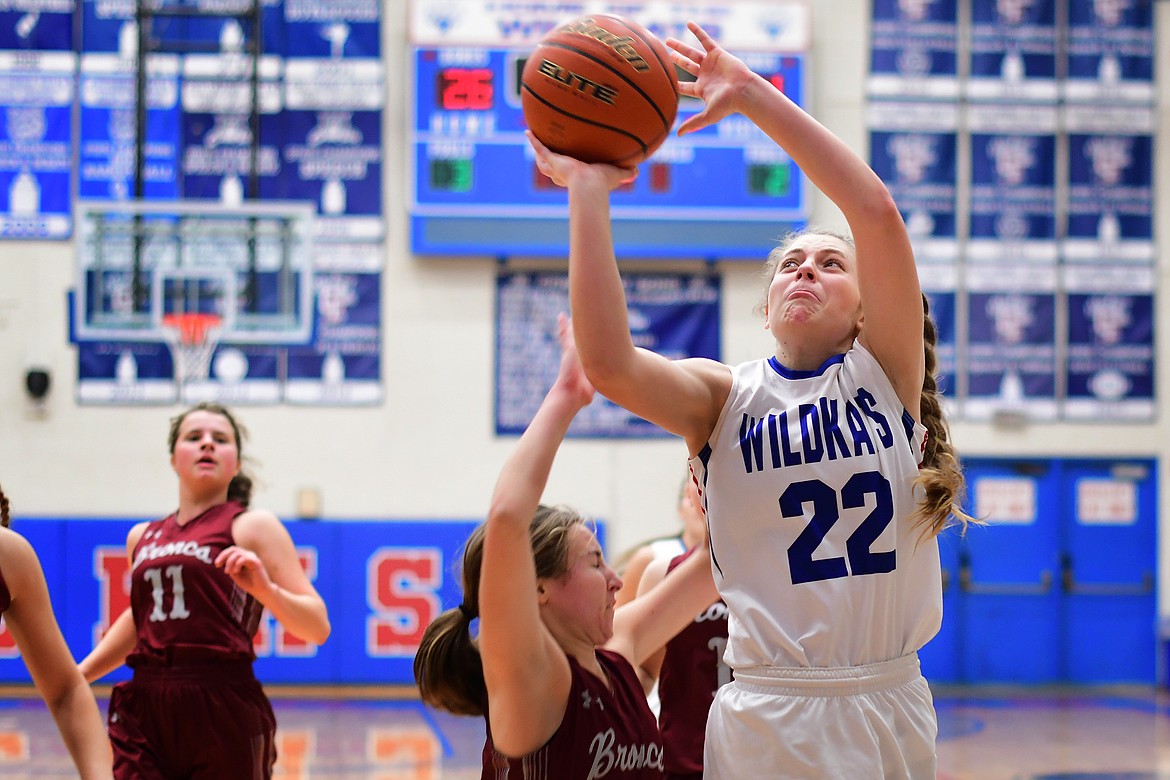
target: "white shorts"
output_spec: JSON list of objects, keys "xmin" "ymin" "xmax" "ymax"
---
[{"xmin": 704, "ymin": 653, "xmax": 937, "ymax": 780}]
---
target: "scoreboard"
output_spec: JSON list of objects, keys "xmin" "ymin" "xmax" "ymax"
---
[{"xmin": 409, "ymin": 0, "xmax": 811, "ymax": 259}]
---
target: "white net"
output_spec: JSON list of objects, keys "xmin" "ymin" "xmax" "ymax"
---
[{"xmin": 163, "ymin": 314, "xmax": 222, "ymax": 384}]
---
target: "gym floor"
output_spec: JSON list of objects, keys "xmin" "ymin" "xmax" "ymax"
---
[{"xmin": 2, "ymin": 686, "xmax": 1168, "ymax": 779}]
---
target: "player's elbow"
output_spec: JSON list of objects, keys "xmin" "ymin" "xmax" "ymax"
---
[
  {"xmin": 41, "ymin": 670, "xmax": 90, "ymax": 718},
  {"xmin": 856, "ymin": 186, "xmax": 903, "ymax": 226},
  {"xmin": 315, "ymin": 606, "xmax": 333, "ymax": 644},
  {"xmin": 579, "ymin": 349, "xmax": 635, "ymax": 397},
  {"xmin": 305, "ymin": 618, "xmax": 331, "ymax": 646},
  {"xmin": 301, "ymin": 600, "xmax": 332, "ymax": 646}
]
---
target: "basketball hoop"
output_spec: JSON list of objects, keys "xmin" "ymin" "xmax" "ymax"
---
[{"xmin": 163, "ymin": 312, "xmax": 222, "ymax": 385}]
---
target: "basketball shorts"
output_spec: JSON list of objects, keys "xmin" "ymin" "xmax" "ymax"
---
[
  {"xmin": 703, "ymin": 652, "xmax": 936, "ymax": 780},
  {"xmin": 108, "ymin": 660, "xmax": 277, "ymax": 779}
]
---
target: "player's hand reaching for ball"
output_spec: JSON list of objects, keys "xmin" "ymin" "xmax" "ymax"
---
[
  {"xmin": 527, "ymin": 131, "xmax": 637, "ymax": 192},
  {"xmin": 667, "ymin": 21, "xmax": 756, "ymax": 137},
  {"xmin": 216, "ymin": 545, "xmax": 274, "ymax": 599}
]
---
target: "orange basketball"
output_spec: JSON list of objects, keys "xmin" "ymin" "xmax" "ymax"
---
[{"xmin": 521, "ymin": 14, "xmax": 679, "ymax": 167}]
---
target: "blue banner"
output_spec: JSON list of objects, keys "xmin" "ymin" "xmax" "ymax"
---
[
  {"xmin": 178, "ymin": 51, "xmax": 283, "ymax": 202},
  {"xmin": 868, "ymin": 0, "xmax": 958, "ymax": 99},
  {"xmin": 495, "ymin": 271, "xmax": 721, "ymax": 437},
  {"xmin": 0, "ymin": 1, "xmax": 73, "ymax": 50},
  {"xmin": 0, "ymin": 50, "xmax": 74, "ymax": 237},
  {"xmin": 78, "ymin": 53, "xmax": 181, "ymax": 200},
  {"xmin": 1064, "ymin": 0, "xmax": 1154, "ymax": 104},
  {"xmin": 963, "ymin": 265, "xmax": 1058, "ymax": 422},
  {"xmin": 282, "ymin": 0, "xmax": 381, "ymax": 58},
  {"xmin": 967, "ymin": 105, "xmax": 1057, "ymax": 264},
  {"xmin": 286, "ymin": 271, "xmax": 382, "ymax": 405},
  {"xmin": 275, "ymin": 107, "xmax": 383, "ymax": 241},
  {"xmin": 1063, "ymin": 105, "xmax": 1154, "ymax": 263},
  {"xmin": 75, "ymin": 338, "xmax": 178, "ymax": 404},
  {"xmin": 867, "ymin": 102, "xmax": 959, "ymax": 263},
  {"xmin": 1062, "ymin": 265, "xmax": 1155, "ymax": 421},
  {"xmin": 968, "ymin": 0, "xmax": 1057, "ymax": 102}
]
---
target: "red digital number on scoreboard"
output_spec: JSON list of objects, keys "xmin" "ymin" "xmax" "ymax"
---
[{"xmin": 437, "ymin": 67, "xmax": 494, "ymax": 111}]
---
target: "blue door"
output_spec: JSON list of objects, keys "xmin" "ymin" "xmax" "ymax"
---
[
  {"xmin": 959, "ymin": 459, "xmax": 1062, "ymax": 682},
  {"xmin": 1060, "ymin": 459, "xmax": 1157, "ymax": 683}
]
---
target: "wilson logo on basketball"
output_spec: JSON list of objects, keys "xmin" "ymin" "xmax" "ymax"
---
[
  {"xmin": 563, "ymin": 18, "xmax": 651, "ymax": 72},
  {"xmin": 536, "ymin": 59, "xmax": 618, "ymax": 104}
]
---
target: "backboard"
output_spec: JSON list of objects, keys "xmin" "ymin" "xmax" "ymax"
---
[{"xmin": 74, "ymin": 199, "xmax": 316, "ymax": 346}]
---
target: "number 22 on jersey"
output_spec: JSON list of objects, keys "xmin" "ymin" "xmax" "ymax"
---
[{"xmin": 785, "ymin": 471, "xmax": 896, "ymax": 585}]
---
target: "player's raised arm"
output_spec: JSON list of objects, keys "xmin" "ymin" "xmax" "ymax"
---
[
  {"xmin": 668, "ymin": 21, "xmax": 923, "ymax": 406},
  {"xmin": 527, "ymin": 132, "xmax": 732, "ymax": 454}
]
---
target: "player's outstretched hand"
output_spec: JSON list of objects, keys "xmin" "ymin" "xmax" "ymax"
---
[
  {"xmin": 667, "ymin": 21, "xmax": 756, "ymax": 137},
  {"xmin": 526, "ymin": 130, "xmax": 637, "ymax": 192}
]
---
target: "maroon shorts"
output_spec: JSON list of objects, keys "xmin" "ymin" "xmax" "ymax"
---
[{"xmin": 108, "ymin": 661, "xmax": 277, "ymax": 779}]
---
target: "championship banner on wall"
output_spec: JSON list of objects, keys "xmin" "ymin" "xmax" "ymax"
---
[
  {"xmin": 0, "ymin": 49, "xmax": 74, "ymax": 238},
  {"xmin": 1064, "ymin": 0, "xmax": 1155, "ymax": 105},
  {"xmin": 867, "ymin": 0, "xmax": 958, "ymax": 100},
  {"xmin": 967, "ymin": 0, "xmax": 1057, "ymax": 102},
  {"xmin": 495, "ymin": 270, "xmax": 720, "ymax": 437},
  {"xmin": 967, "ymin": 104, "xmax": 1057, "ymax": 265},
  {"xmin": 962, "ymin": 264, "xmax": 1058, "ymax": 422},
  {"xmin": 0, "ymin": 1, "xmax": 74, "ymax": 239},
  {"xmin": 78, "ymin": 52, "xmax": 181, "ymax": 201},
  {"xmin": 867, "ymin": 101, "xmax": 959, "ymax": 264},
  {"xmin": 1062, "ymin": 105, "xmax": 1154, "ymax": 264},
  {"xmin": 1062, "ymin": 265, "xmax": 1155, "ymax": 422},
  {"xmin": 285, "ymin": 271, "xmax": 382, "ymax": 405}
]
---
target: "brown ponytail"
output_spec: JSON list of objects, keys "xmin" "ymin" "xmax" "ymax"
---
[
  {"xmin": 413, "ymin": 522, "xmax": 488, "ymax": 716},
  {"xmin": 414, "ymin": 505, "xmax": 584, "ymax": 716},
  {"xmin": 0, "ymin": 485, "xmax": 9, "ymax": 528},
  {"xmin": 912, "ymin": 293, "xmax": 977, "ymax": 537}
]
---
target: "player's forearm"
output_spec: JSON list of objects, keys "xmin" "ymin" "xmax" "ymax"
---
[
  {"xmin": 78, "ymin": 609, "xmax": 134, "ymax": 683},
  {"xmin": 613, "ymin": 547, "xmax": 718, "ymax": 666},
  {"xmin": 49, "ymin": 680, "xmax": 113, "ymax": 779},
  {"xmin": 740, "ymin": 72, "xmax": 894, "ymax": 224},
  {"xmin": 490, "ymin": 384, "xmax": 583, "ymax": 529},
  {"xmin": 567, "ymin": 179, "xmax": 637, "ymax": 381},
  {"xmin": 257, "ymin": 585, "xmax": 331, "ymax": 646}
]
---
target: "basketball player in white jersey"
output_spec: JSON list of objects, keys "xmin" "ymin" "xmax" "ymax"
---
[{"xmin": 527, "ymin": 20, "xmax": 973, "ymax": 779}]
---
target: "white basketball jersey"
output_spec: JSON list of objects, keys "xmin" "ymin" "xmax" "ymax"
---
[{"xmin": 689, "ymin": 342, "xmax": 941, "ymax": 671}]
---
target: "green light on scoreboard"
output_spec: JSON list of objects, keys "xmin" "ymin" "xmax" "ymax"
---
[
  {"xmin": 748, "ymin": 163, "xmax": 790, "ymax": 197},
  {"xmin": 430, "ymin": 158, "xmax": 473, "ymax": 193}
]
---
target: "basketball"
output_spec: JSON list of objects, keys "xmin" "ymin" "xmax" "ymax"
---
[{"xmin": 521, "ymin": 14, "xmax": 679, "ymax": 167}]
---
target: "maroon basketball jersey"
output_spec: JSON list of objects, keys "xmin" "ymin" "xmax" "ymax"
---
[
  {"xmin": 126, "ymin": 501, "xmax": 263, "ymax": 667},
  {"xmin": 657, "ymin": 548, "xmax": 729, "ymax": 775},
  {"xmin": 482, "ymin": 648, "xmax": 665, "ymax": 779}
]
